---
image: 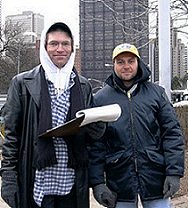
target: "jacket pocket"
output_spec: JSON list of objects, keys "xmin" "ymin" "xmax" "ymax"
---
[
  {"xmin": 105, "ymin": 151, "xmax": 131, "ymax": 171},
  {"xmin": 105, "ymin": 151, "xmax": 133, "ymax": 196},
  {"xmin": 145, "ymin": 149, "xmax": 165, "ymax": 167},
  {"xmin": 105, "ymin": 150, "xmax": 125, "ymax": 165}
]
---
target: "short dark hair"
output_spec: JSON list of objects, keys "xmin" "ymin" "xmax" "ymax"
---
[
  {"xmin": 46, "ymin": 22, "xmax": 74, "ymax": 51},
  {"xmin": 47, "ymin": 22, "xmax": 73, "ymax": 39}
]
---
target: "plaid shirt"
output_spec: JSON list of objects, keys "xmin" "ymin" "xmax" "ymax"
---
[{"xmin": 33, "ymin": 72, "xmax": 76, "ymax": 206}]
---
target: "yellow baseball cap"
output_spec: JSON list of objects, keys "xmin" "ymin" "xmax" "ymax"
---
[{"xmin": 112, "ymin": 43, "xmax": 140, "ymax": 60}]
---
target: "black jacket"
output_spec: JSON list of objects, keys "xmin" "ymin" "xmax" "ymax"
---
[
  {"xmin": 89, "ymin": 59, "xmax": 185, "ymax": 202},
  {"xmin": 1, "ymin": 66, "xmax": 92, "ymax": 208}
]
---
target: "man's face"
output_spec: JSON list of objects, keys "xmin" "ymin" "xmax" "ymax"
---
[
  {"xmin": 46, "ymin": 31, "xmax": 72, "ymax": 68},
  {"xmin": 114, "ymin": 52, "xmax": 138, "ymax": 85}
]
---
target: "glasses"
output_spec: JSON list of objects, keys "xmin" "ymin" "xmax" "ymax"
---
[{"xmin": 47, "ymin": 41, "xmax": 72, "ymax": 49}]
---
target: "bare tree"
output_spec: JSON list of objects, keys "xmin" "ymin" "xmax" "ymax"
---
[
  {"xmin": 80, "ymin": 0, "xmax": 188, "ymax": 48},
  {"xmin": 0, "ymin": 59, "xmax": 14, "ymax": 93},
  {"xmin": 0, "ymin": 21, "xmax": 40, "ymax": 93},
  {"xmin": 0, "ymin": 20, "xmax": 24, "ymax": 55}
]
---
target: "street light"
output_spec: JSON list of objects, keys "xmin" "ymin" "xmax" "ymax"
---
[
  {"xmin": 88, "ymin": 78, "xmax": 105, "ymax": 94},
  {"xmin": 23, "ymin": 31, "xmax": 38, "ymax": 44},
  {"xmin": 88, "ymin": 78, "xmax": 103, "ymax": 84},
  {"xmin": 17, "ymin": 43, "xmax": 21, "ymax": 74},
  {"xmin": 23, "ymin": 31, "xmax": 37, "ymax": 37},
  {"xmin": 88, "ymin": 78, "xmax": 105, "ymax": 87},
  {"xmin": 158, "ymin": 0, "xmax": 171, "ymax": 100},
  {"xmin": 105, "ymin": 63, "xmax": 113, "ymax": 67},
  {"xmin": 14, "ymin": 38, "xmax": 22, "ymax": 75}
]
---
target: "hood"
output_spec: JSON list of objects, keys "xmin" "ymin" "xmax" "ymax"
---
[
  {"xmin": 39, "ymin": 22, "xmax": 75, "ymax": 95},
  {"xmin": 106, "ymin": 59, "xmax": 151, "ymax": 91}
]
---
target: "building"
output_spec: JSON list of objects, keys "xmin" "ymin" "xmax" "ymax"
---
[
  {"xmin": 74, "ymin": 45, "xmax": 81, "ymax": 74},
  {"xmin": 0, "ymin": 0, "xmax": 2, "ymax": 30},
  {"xmin": 149, "ymin": 18, "xmax": 188, "ymax": 84},
  {"xmin": 185, "ymin": 45, "xmax": 188, "ymax": 73},
  {"xmin": 149, "ymin": 38, "xmax": 159, "ymax": 83},
  {"xmin": 5, "ymin": 11, "xmax": 44, "ymax": 43},
  {"xmin": 177, "ymin": 39, "xmax": 186, "ymax": 79},
  {"xmin": 171, "ymin": 28, "xmax": 187, "ymax": 79},
  {"xmin": 80, "ymin": 0, "xmax": 149, "ymax": 81}
]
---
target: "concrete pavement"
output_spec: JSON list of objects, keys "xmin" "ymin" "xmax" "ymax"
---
[
  {"xmin": 0, "ymin": 159, "xmax": 187, "ymax": 208},
  {"xmin": 0, "ymin": 186, "xmax": 187, "ymax": 208},
  {"xmin": 90, "ymin": 192, "xmax": 188, "ymax": 208}
]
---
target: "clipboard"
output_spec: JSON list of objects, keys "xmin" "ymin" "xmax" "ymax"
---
[
  {"xmin": 39, "ymin": 104, "xmax": 122, "ymax": 138},
  {"xmin": 39, "ymin": 115, "xmax": 85, "ymax": 138}
]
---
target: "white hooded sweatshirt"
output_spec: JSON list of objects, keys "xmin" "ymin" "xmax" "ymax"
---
[{"xmin": 39, "ymin": 23, "xmax": 75, "ymax": 96}]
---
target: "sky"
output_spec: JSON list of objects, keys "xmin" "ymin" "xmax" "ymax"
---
[
  {"xmin": 2, "ymin": 0, "xmax": 79, "ymax": 44},
  {"xmin": 2, "ymin": 0, "xmax": 188, "ymax": 44}
]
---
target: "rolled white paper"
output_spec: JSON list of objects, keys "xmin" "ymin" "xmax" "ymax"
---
[{"xmin": 76, "ymin": 104, "xmax": 122, "ymax": 127}]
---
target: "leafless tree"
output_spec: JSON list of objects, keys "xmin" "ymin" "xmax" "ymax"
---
[
  {"xmin": 80, "ymin": 0, "xmax": 188, "ymax": 48},
  {"xmin": 0, "ymin": 20, "xmax": 24, "ymax": 55},
  {"xmin": 0, "ymin": 20, "xmax": 40, "ymax": 93}
]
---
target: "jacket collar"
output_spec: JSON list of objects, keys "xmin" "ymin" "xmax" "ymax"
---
[{"xmin": 23, "ymin": 65, "xmax": 41, "ymax": 108}]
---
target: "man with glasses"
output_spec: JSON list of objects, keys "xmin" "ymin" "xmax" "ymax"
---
[{"xmin": 0, "ymin": 22, "xmax": 105, "ymax": 208}]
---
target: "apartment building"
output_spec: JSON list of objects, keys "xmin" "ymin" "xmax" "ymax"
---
[
  {"xmin": 6, "ymin": 11, "xmax": 44, "ymax": 43},
  {"xmin": 80, "ymin": 0, "xmax": 149, "ymax": 81}
]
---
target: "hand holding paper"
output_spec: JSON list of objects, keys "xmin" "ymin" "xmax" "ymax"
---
[{"xmin": 39, "ymin": 104, "xmax": 121, "ymax": 138}]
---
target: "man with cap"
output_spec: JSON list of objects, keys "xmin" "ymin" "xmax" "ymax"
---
[
  {"xmin": 0, "ymin": 22, "xmax": 105, "ymax": 208},
  {"xmin": 89, "ymin": 43, "xmax": 185, "ymax": 208}
]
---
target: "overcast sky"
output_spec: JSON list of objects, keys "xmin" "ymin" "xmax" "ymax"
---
[
  {"xmin": 2, "ymin": 0, "xmax": 187, "ymax": 44},
  {"xmin": 2, "ymin": 0, "xmax": 79, "ymax": 43}
]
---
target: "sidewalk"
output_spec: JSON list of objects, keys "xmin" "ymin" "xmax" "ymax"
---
[
  {"xmin": 171, "ymin": 194, "xmax": 188, "ymax": 208},
  {"xmin": 0, "ymin": 157, "xmax": 187, "ymax": 208},
  {"xmin": 90, "ymin": 192, "xmax": 188, "ymax": 208},
  {"xmin": 0, "ymin": 185, "xmax": 187, "ymax": 208}
]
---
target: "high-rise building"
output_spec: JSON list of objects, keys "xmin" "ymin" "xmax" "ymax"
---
[
  {"xmin": 5, "ymin": 11, "xmax": 44, "ymax": 43},
  {"xmin": 171, "ymin": 27, "xmax": 187, "ymax": 79},
  {"xmin": 80, "ymin": 0, "xmax": 149, "ymax": 81},
  {"xmin": 150, "ymin": 17, "xmax": 188, "ymax": 84},
  {"xmin": 185, "ymin": 45, "xmax": 188, "ymax": 73},
  {"xmin": 149, "ymin": 38, "xmax": 159, "ymax": 83},
  {"xmin": 0, "ymin": 0, "xmax": 2, "ymax": 30}
]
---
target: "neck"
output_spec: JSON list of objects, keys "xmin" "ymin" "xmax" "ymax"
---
[{"xmin": 123, "ymin": 80, "xmax": 134, "ymax": 88}]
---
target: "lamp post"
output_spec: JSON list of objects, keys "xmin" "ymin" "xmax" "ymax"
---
[
  {"xmin": 158, "ymin": 0, "xmax": 171, "ymax": 100},
  {"xmin": 17, "ymin": 43, "xmax": 21, "ymax": 74},
  {"xmin": 105, "ymin": 63, "xmax": 113, "ymax": 67},
  {"xmin": 88, "ymin": 78, "xmax": 105, "ymax": 94},
  {"xmin": 88, "ymin": 78, "xmax": 105, "ymax": 87},
  {"xmin": 23, "ymin": 31, "xmax": 38, "ymax": 45}
]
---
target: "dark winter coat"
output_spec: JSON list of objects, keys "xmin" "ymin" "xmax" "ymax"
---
[
  {"xmin": 1, "ymin": 65, "xmax": 92, "ymax": 208},
  {"xmin": 89, "ymin": 59, "xmax": 185, "ymax": 202}
]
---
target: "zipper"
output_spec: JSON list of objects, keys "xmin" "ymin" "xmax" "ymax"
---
[
  {"xmin": 127, "ymin": 91, "xmax": 131, "ymax": 99},
  {"xmin": 113, "ymin": 79, "xmax": 138, "ymax": 172},
  {"xmin": 127, "ymin": 90, "xmax": 138, "ymax": 173}
]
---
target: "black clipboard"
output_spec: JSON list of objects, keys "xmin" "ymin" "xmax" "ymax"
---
[{"xmin": 39, "ymin": 115, "xmax": 85, "ymax": 138}]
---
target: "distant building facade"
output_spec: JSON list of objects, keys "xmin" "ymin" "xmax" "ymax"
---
[
  {"xmin": 6, "ymin": 11, "xmax": 44, "ymax": 43},
  {"xmin": 80, "ymin": 0, "xmax": 149, "ymax": 81},
  {"xmin": 149, "ymin": 21, "xmax": 187, "ymax": 83},
  {"xmin": 0, "ymin": 0, "xmax": 2, "ymax": 30},
  {"xmin": 171, "ymin": 28, "xmax": 187, "ymax": 79},
  {"xmin": 185, "ymin": 45, "xmax": 188, "ymax": 73},
  {"xmin": 149, "ymin": 38, "xmax": 159, "ymax": 83}
]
